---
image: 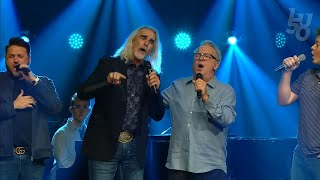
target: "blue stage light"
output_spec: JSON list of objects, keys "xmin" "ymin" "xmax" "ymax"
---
[
  {"xmin": 68, "ymin": 33, "xmax": 84, "ymax": 49},
  {"xmin": 227, "ymin": 36, "xmax": 237, "ymax": 45},
  {"xmin": 174, "ymin": 32, "xmax": 191, "ymax": 50},
  {"xmin": 275, "ymin": 33, "xmax": 286, "ymax": 48},
  {"xmin": 21, "ymin": 36, "xmax": 30, "ymax": 43}
]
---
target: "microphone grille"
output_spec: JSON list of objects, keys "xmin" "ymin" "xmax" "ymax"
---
[
  {"xmin": 196, "ymin": 73, "xmax": 203, "ymax": 79},
  {"xmin": 298, "ymin": 54, "xmax": 306, "ymax": 62},
  {"xmin": 144, "ymin": 61, "xmax": 153, "ymax": 75},
  {"xmin": 144, "ymin": 61, "xmax": 152, "ymax": 69},
  {"xmin": 14, "ymin": 64, "xmax": 20, "ymax": 70}
]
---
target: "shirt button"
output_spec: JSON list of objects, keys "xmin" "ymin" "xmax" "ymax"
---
[
  {"xmin": 190, "ymin": 112, "xmax": 192, "ymax": 114},
  {"xmin": 187, "ymin": 124, "xmax": 190, "ymax": 127}
]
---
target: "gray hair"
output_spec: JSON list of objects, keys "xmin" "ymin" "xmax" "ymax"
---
[
  {"xmin": 194, "ymin": 40, "xmax": 222, "ymax": 62},
  {"xmin": 113, "ymin": 26, "xmax": 163, "ymax": 73}
]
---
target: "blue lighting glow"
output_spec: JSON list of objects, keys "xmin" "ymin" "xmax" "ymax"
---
[
  {"xmin": 228, "ymin": 36, "xmax": 237, "ymax": 45},
  {"xmin": 0, "ymin": 57, "xmax": 6, "ymax": 72},
  {"xmin": 174, "ymin": 32, "xmax": 191, "ymax": 50},
  {"xmin": 275, "ymin": 33, "xmax": 286, "ymax": 48},
  {"xmin": 21, "ymin": 36, "xmax": 30, "ymax": 43},
  {"xmin": 68, "ymin": 33, "xmax": 84, "ymax": 49}
]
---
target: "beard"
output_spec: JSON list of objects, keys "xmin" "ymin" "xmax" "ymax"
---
[
  {"xmin": 6, "ymin": 64, "xmax": 20, "ymax": 77},
  {"xmin": 134, "ymin": 51, "xmax": 147, "ymax": 61}
]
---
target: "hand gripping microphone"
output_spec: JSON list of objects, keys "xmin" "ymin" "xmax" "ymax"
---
[
  {"xmin": 144, "ymin": 61, "xmax": 157, "ymax": 94},
  {"xmin": 14, "ymin": 64, "xmax": 30, "ymax": 76},
  {"xmin": 274, "ymin": 54, "xmax": 306, "ymax": 71}
]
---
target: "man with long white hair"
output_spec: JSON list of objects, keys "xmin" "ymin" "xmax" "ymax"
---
[{"xmin": 77, "ymin": 26, "xmax": 165, "ymax": 180}]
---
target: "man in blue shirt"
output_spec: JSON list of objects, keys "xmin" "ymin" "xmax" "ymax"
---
[
  {"xmin": 278, "ymin": 29, "xmax": 320, "ymax": 180},
  {"xmin": 50, "ymin": 93, "xmax": 91, "ymax": 179},
  {"xmin": 0, "ymin": 37, "xmax": 62, "ymax": 180},
  {"xmin": 162, "ymin": 40, "xmax": 236, "ymax": 180}
]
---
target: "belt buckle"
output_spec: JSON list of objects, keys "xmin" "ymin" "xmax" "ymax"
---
[
  {"xmin": 118, "ymin": 131, "xmax": 133, "ymax": 143},
  {"xmin": 15, "ymin": 147, "xmax": 26, "ymax": 155}
]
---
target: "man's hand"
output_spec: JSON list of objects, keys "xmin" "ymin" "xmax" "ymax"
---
[
  {"xmin": 107, "ymin": 72, "xmax": 126, "ymax": 85},
  {"xmin": 282, "ymin": 55, "xmax": 300, "ymax": 72},
  {"xmin": 17, "ymin": 64, "xmax": 37, "ymax": 85},
  {"xmin": 13, "ymin": 90, "xmax": 37, "ymax": 109},
  {"xmin": 146, "ymin": 71, "xmax": 160, "ymax": 89},
  {"xmin": 192, "ymin": 78, "xmax": 209, "ymax": 102}
]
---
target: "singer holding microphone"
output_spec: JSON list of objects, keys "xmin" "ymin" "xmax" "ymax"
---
[
  {"xmin": 162, "ymin": 40, "xmax": 236, "ymax": 180},
  {"xmin": 277, "ymin": 29, "xmax": 320, "ymax": 180},
  {"xmin": 77, "ymin": 26, "xmax": 165, "ymax": 180},
  {"xmin": 0, "ymin": 37, "xmax": 63, "ymax": 180}
]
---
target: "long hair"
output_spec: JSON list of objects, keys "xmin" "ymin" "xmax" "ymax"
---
[{"xmin": 113, "ymin": 26, "xmax": 162, "ymax": 73}]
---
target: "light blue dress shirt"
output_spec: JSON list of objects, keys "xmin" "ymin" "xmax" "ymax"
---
[
  {"xmin": 162, "ymin": 76, "xmax": 236, "ymax": 173},
  {"xmin": 50, "ymin": 118, "xmax": 87, "ymax": 179}
]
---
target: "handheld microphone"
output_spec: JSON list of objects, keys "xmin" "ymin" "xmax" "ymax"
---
[
  {"xmin": 14, "ymin": 64, "xmax": 30, "ymax": 76},
  {"xmin": 196, "ymin": 73, "xmax": 203, "ymax": 99},
  {"xmin": 274, "ymin": 54, "xmax": 306, "ymax": 71},
  {"xmin": 144, "ymin": 61, "xmax": 157, "ymax": 94}
]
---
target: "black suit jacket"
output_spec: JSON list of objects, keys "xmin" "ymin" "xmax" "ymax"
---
[{"xmin": 77, "ymin": 57, "xmax": 164, "ymax": 165}]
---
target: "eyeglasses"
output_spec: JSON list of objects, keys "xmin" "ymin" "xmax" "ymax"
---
[
  {"xmin": 193, "ymin": 53, "xmax": 217, "ymax": 61},
  {"xmin": 71, "ymin": 105, "xmax": 91, "ymax": 110}
]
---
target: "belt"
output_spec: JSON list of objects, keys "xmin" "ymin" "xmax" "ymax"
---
[
  {"xmin": 14, "ymin": 147, "xmax": 28, "ymax": 155},
  {"xmin": 118, "ymin": 131, "xmax": 133, "ymax": 143}
]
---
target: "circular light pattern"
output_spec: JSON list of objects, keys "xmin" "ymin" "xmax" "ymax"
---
[
  {"xmin": 69, "ymin": 33, "xmax": 84, "ymax": 49},
  {"xmin": 228, "ymin": 36, "xmax": 237, "ymax": 45},
  {"xmin": 174, "ymin": 32, "xmax": 191, "ymax": 50},
  {"xmin": 275, "ymin": 33, "xmax": 286, "ymax": 48}
]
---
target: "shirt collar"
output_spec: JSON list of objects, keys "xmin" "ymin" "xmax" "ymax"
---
[
  {"xmin": 127, "ymin": 59, "xmax": 145, "ymax": 68},
  {"xmin": 66, "ymin": 118, "xmax": 84, "ymax": 131},
  {"xmin": 312, "ymin": 67, "xmax": 320, "ymax": 77},
  {"xmin": 7, "ymin": 71, "xmax": 21, "ymax": 81}
]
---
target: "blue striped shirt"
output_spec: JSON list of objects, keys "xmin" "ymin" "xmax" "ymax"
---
[
  {"xmin": 291, "ymin": 69, "xmax": 320, "ymax": 156},
  {"xmin": 162, "ymin": 76, "xmax": 236, "ymax": 173}
]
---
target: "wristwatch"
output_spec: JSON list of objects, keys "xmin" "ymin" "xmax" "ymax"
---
[{"xmin": 33, "ymin": 77, "xmax": 40, "ymax": 86}]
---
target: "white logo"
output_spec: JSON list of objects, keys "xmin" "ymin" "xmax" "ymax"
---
[{"xmin": 286, "ymin": 8, "xmax": 313, "ymax": 41}]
